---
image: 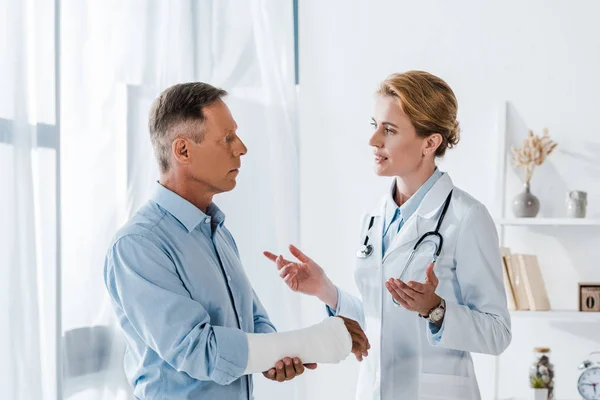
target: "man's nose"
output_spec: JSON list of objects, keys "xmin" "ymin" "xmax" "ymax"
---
[{"xmin": 234, "ymin": 136, "xmax": 247, "ymax": 157}]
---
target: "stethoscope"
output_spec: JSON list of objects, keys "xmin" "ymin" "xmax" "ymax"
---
[
  {"xmin": 356, "ymin": 216, "xmax": 376, "ymax": 258},
  {"xmin": 356, "ymin": 190, "xmax": 454, "ymax": 272}
]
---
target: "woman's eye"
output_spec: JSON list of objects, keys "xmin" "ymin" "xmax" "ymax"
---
[
  {"xmin": 370, "ymin": 121, "xmax": 377, "ymax": 128},
  {"xmin": 385, "ymin": 127, "xmax": 395, "ymax": 135}
]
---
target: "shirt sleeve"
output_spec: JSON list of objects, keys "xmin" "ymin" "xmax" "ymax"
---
[
  {"xmin": 252, "ymin": 289, "xmax": 277, "ymax": 334},
  {"xmin": 426, "ymin": 204, "xmax": 512, "ymax": 355},
  {"xmin": 325, "ymin": 286, "xmax": 365, "ymax": 329},
  {"xmin": 223, "ymin": 228, "xmax": 276, "ymax": 335},
  {"xmin": 428, "ymin": 320, "xmax": 445, "ymax": 344},
  {"xmin": 104, "ymin": 234, "xmax": 248, "ymax": 385}
]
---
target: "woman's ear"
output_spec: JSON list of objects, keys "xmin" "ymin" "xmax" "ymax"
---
[{"xmin": 423, "ymin": 133, "xmax": 443, "ymax": 156}]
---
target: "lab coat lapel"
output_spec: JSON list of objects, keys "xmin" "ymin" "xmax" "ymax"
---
[
  {"xmin": 382, "ymin": 174, "xmax": 455, "ymax": 263},
  {"xmin": 369, "ymin": 199, "xmax": 385, "ymax": 267},
  {"xmin": 416, "ymin": 173, "xmax": 455, "ymax": 220}
]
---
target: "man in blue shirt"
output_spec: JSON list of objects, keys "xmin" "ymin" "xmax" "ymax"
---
[{"xmin": 104, "ymin": 82, "xmax": 368, "ymax": 399}]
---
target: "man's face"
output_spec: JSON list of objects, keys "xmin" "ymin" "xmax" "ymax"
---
[{"xmin": 183, "ymin": 100, "xmax": 247, "ymax": 194}]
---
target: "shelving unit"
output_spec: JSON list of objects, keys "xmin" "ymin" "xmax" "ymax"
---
[
  {"xmin": 491, "ymin": 102, "xmax": 600, "ymax": 400},
  {"xmin": 496, "ymin": 218, "xmax": 600, "ymax": 227},
  {"xmin": 510, "ymin": 310, "xmax": 600, "ymax": 320}
]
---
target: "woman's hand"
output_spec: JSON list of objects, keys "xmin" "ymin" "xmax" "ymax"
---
[
  {"xmin": 385, "ymin": 262, "xmax": 441, "ymax": 317},
  {"xmin": 263, "ymin": 245, "xmax": 338, "ymax": 308}
]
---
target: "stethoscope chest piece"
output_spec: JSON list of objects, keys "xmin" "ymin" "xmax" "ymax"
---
[
  {"xmin": 356, "ymin": 216, "xmax": 376, "ymax": 259},
  {"xmin": 356, "ymin": 244, "xmax": 374, "ymax": 259}
]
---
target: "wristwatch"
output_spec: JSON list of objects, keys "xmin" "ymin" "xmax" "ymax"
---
[{"xmin": 422, "ymin": 298, "xmax": 446, "ymax": 324}]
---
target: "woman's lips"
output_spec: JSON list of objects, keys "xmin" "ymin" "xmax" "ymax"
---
[{"xmin": 374, "ymin": 155, "xmax": 388, "ymax": 164}]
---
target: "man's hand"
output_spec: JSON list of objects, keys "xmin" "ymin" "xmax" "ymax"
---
[
  {"xmin": 338, "ymin": 316, "xmax": 370, "ymax": 361},
  {"xmin": 262, "ymin": 357, "xmax": 318, "ymax": 382},
  {"xmin": 385, "ymin": 262, "xmax": 441, "ymax": 316}
]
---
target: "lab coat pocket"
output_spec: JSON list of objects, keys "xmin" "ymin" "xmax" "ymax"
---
[{"xmin": 420, "ymin": 372, "xmax": 473, "ymax": 400}]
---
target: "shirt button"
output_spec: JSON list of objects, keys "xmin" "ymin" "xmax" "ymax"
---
[
  {"xmin": 204, "ymin": 217, "xmax": 210, "ymax": 223},
  {"xmin": 227, "ymin": 275, "xmax": 232, "ymax": 281},
  {"xmin": 239, "ymin": 317, "xmax": 243, "ymax": 323}
]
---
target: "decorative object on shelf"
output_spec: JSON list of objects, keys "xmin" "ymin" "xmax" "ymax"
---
[
  {"xmin": 510, "ymin": 128, "xmax": 557, "ymax": 218},
  {"xmin": 577, "ymin": 352, "xmax": 600, "ymax": 400},
  {"xmin": 512, "ymin": 182, "xmax": 540, "ymax": 218},
  {"xmin": 579, "ymin": 283, "xmax": 600, "ymax": 312},
  {"xmin": 530, "ymin": 376, "xmax": 549, "ymax": 400},
  {"xmin": 566, "ymin": 190, "xmax": 588, "ymax": 218},
  {"xmin": 530, "ymin": 347, "xmax": 554, "ymax": 399}
]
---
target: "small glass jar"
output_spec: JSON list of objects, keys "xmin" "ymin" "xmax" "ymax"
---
[{"xmin": 529, "ymin": 347, "xmax": 554, "ymax": 399}]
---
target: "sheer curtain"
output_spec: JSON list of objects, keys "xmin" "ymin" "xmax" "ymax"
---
[
  {"xmin": 59, "ymin": 1, "xmax": 302, "ymax": 399},
  {"xmin": 0, "ymin": 0, "xmax": 56, "ymax": 398}
]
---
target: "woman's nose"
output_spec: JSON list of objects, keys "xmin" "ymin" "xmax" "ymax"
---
[{"xmin": 369, "ymin": 129, "xmax": 383, "ymax": 148}]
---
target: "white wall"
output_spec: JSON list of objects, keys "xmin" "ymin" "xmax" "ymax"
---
[{"xmin": 298, "ymin": 1, "xmax": 600, "ymax": 399}]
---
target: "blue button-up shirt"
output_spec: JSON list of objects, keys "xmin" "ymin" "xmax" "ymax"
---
[
  {"xmin": 104, "ymin": 182, "xmax": 275, "ymax": 400},
  {"xmin": 382, "ymin": 168, "xmax": 442, "ymax": 256}
]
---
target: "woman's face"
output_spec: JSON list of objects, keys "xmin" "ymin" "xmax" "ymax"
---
[{"xmin": 369, "ymin": 95, "xmax": 428, "ymax": 177}]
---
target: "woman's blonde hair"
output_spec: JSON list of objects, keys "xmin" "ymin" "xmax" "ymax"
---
[{"xmin": 377, "ymin": 71, "xmax": 460, "ymax": 157}]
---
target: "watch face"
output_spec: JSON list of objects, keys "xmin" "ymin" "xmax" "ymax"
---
[
  {"xmin": 578, "ymin": 367, "xmax": 600, "ymax": 399},
  {"xmin": 430, "ymin": 308, "xmax": 444, "ymax": 322}
]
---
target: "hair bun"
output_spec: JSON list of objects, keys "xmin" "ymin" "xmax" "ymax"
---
[{"xmin": 447, "ymin": 120, "xmax": 461, "ymax": 148}]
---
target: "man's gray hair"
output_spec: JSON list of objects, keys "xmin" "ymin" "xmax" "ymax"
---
[{"xmin": 148, "ymin": 82, "xmax": 228, "ymax": 173}]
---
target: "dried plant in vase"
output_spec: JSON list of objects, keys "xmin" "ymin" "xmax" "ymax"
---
[{"xmin": 510, "ymin": 128, "xmax": 557, "ymax": 218}]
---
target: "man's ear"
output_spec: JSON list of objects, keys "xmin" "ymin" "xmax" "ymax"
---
[{"xmin": 172, "ymin": 137, "xmax": 191, "ymax": 164}]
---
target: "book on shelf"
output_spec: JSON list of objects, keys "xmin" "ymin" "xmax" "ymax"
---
[
  {"xmin": 500, "ymin": 247, "xmax": 517, "ymax": 310},
  {"xmin": 499, "ymin": 247, "xmax": 550, "ymax": 311},
  {"xmin": 504, "ymin": 249, "xmax": 530, "ymax": 310},
  {"xmin": 514, "ymin": 254, "xmax": 551, "ymax": 311}
]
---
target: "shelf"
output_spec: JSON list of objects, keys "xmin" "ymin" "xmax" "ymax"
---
[
  {"xmin": 496, "ymin": 218, "xmax": 600, "ymax": 226},
  {"xmin": 510, "ymin": 310, "xmax": 600, "ymax": 320}
]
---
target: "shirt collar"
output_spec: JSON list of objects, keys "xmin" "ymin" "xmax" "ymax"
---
[
  {"xmin": 385, "ymin": 168, "xmax": 443, "ymax": 229},
  {"xmin": 151, "ymin": 182, "xmax": 226, "ymax": 233}
]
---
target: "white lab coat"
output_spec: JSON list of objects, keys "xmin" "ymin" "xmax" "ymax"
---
[{"xmin": 336, "ymin": 173, "xmax": 511, "ymax": 400}]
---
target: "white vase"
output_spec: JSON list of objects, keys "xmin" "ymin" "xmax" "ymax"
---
[
  {"xmin": 566, "ymin": 190, "xmax": 587, "ymax": 218},
  {"xmin": 531, "ymin": 388, "xmax": 548, "ymax": 400}
]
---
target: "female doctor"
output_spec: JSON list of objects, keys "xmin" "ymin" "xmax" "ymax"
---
[{"xmin": 265, "ymin": 71, "xmax": 511, "ymax": 399}]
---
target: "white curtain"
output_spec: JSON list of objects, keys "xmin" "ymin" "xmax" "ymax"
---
[
  {"xmin": 0, "ymin": 0, "xmax": 56, "ymax": 399},
  {"xmin": 59, "ymin": 1, "xmax": 302, "ymax": 399}
]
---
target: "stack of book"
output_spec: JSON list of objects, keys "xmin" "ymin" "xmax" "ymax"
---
[{"xmin": 500, "ymin": 248, "xmax": 551, "ymax": 311}]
